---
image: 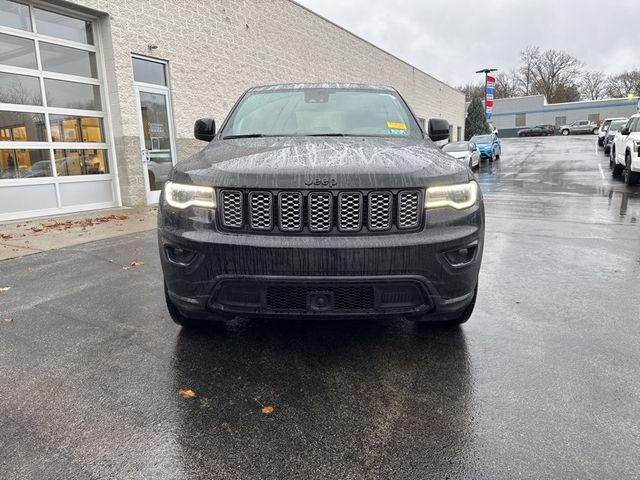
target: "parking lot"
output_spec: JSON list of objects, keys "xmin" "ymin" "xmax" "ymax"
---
[{"xmin": 1, "ymin": 135, "xmax": 639, "ymax": 479}]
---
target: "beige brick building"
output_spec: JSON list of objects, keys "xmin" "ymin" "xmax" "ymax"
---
[{"xmin": 0, "ymin": 0, "xmax": 465, "ymax": 221}]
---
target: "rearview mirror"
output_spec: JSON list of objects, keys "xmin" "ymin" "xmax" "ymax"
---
[
  {"xmin": 621, "ymin": 127, "xmax": 631, "ymax": 135},
  {"xmin": 194, "ymin": 118, "xmax": 216, "ymax": 141},
  {"xmin": 428, "ymin": 118, "xmax": 450, "ymax": 142}
]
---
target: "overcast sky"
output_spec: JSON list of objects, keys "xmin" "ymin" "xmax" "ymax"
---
[{"xmin": 296, "ymin": 0, "xmax": 639, "ymax": 87}]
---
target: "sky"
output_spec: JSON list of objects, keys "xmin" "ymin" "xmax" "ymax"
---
[{"xmin": 295, "ymin": 0, "xmax": 639, "ymax": 87}]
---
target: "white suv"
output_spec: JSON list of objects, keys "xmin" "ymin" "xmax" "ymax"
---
[{"xmin": 611, "ymin": 113, "xmax": 640, "ymax": 185}]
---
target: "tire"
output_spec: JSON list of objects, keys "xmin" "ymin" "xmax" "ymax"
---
[
  {"xmin": 592, "ymin": 128, "xmax": 598, "ymax": 135},
  {"xmin": 496, "ymin": 147, "xmax": 501, "ymax": 159},
  {"xmin": 598, "ymin": 137, "xmax": 604, "ymax": 147},
  {"xmin": 610, "ymin": 147, "xmax": 615, "ymax": 168},
  {"xmin": 562, "ymin": 129, "xmax": 570, "ymax": 136},
  {"xmin": 603, "ymin": 146, "xmax": 610, "ymax": 156},
  {"xmin": 412, "ymin": 285, "xmax": 477, "ymax": 327},
  {"xmin": 518, "ymin": 133, "xmax": 524, "ymax": 137},
  {"xmin": 612, "ymin": 158, "xmax": 624, "ymax": 177},
  {"xmin": 164, "ymin": 282, "xmax": 223, "ymax": 328},
  {"xmin": 624, "ymin": 153, "xmax": 640, "ymax": 185}
]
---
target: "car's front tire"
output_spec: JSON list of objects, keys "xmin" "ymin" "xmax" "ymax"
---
[
  {"xmin": 624, "ymin": 153, "xmax": 640, "ymax": 185},
  {"xmin": 164, "ymin": 282, "xmax": 224, "ymax": 328},
  {"xmin": 592, "ymin": 128, "xmax": 598, "ymax": 135},
  {"xmin": 411, "ymin": 286, "xmax": 477, "ymax": 327},
  {"xmin": 598, "ymin": 137, "xmax": 604, "ymax": 147},
  {"xmin": 562, "ymin": 129, "xmax": 570, "ymax": 136},
  {"xmin": 612, "ymin": 158, "xmax": 624, "ymax": 177}
]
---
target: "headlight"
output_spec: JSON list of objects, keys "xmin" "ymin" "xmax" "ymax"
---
[
  {"xmin": 425, "ymin": 181, "xmax": 478, "ymax": 210},
  {"xmin": 164, "ymin": 181, "xmax": 216, "ymax": 209}
]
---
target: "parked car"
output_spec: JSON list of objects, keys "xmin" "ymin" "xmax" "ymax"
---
[
  {"xmin": 442, "ymin": 141, "xmax": 480, "ymax": 169},
  {"xmin": 469, "ymin": 133, "xmax": 501, "ymax": 161},
  {"xmin": 158, "ymin": 83, "xmax": 484, "ymax": 328},
  {"xmin": 517, "ymin": 125, "xmax": 555, "ymax": 137},
  {"xmin": 610, "ymin": 113, "xmax": 640, "ymax": 185},
  {"xmin": 598, "ymin": 117, "xmax": 627, "ymax": 146},
  {"xmin": 560, "ymin": 120, "xmax": 599, "ymax": 136},
  {"xmin": 603, "ymin": 119, "xmax": 628, "ymax": 155}
]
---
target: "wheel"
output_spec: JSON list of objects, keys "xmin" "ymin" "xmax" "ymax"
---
[
  {"xmin": 610, "ymin": 148, "xmax": 615, "ymax": 168},
  {"xmin": 592, "ymin": 128, "xmax": 598, "ymax": 135},
  {"xmin": 624, "ymin": 153, "xmax": 640, "ymax": 185},
  {"xmin": 598, "ymin": 137, "xmax": 604, "ymax": 147},
  {"xmin": 603, "ymin": 147, "xmax": 609, "ymax": 156},
  {"xmin": 489, "ymin": 151, "xmax": 495, "ymax": 162},
  {"xmin": 518, "ymin": 133, "xmax": 524, "ymax": 137},
  {"xmin": 562, "ymin": 129, "xmax": 570, "ymax": 136},
  {"xmin": 496, "ymin": 147, "xmax": 501, "ymax": 159},
  {"xmin": 612, "ymin": 158, "xmax": 624, "ymax": 177},
  {"xmin": 411, "ymin": 285, "xmax": 477, "ymax": 327},
  {"xmin": 164, "ymin": 282, "xmax": 223, "ymax": 328}
]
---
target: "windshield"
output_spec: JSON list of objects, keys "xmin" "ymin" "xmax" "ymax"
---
[
  {"xmin": 609, "ymin": 120, "xmax": 627, "ymax": 131},
  {"xmin": 471, "ymin": 135, "xmax": 492, "ymax": 144},
  {"xmin": 442, "ymin": 142, "xmax": 469, "ymax": 152},
  {"xmin": 221, "ymin": 88, "xmax": 421, "ymax": 138}
]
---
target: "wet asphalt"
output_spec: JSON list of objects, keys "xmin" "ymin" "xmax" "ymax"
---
[{"xmin": 1, "ymin": 135, "xmax": 639, "ymax": 479}]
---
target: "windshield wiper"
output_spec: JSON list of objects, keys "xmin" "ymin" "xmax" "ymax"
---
[
  {"xmin": 222, "ymin": 133, "xmax": 271, "ymax": 139},
  {"xmin": 306, "ymin": 133, "xmax": 348, "ymax": 137}
]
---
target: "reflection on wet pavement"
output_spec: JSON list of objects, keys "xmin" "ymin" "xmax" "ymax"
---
[{"xmin": 476, "ymin": 136, "xmax": 640, "ymax": 224}]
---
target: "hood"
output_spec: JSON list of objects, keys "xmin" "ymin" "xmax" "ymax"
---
[
  {"xmin": 444, "ymin": 151, "xmax": 469, "ymax": 160},
  {"xmin": 172, "ymin": 136, "xmax": 470, "ymax": 189}
]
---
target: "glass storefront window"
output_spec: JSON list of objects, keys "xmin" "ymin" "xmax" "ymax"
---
[
  {"xmin": 33, "ymin": 8, "xmax": 93, "ymax": 45},
  {"xmin": 0, "ymin": 0, "xmax": 32, "ymax": 31},
  {"xmin": 132, "ymin": 57, "xmax": 167, "ymax": 86},
  {"xmin": 0, "ymin": 111, "xmax": 46, "ymax": 141},
  {"xmin": 49, "ymin": 115, "xmax": 104, "ymax": 143},
  {"xmin": 0, "ymin": 148, "xmax": 51, "ymax": 178},
  {"xmin": 39, "ymin": 42, "xmax": 98, "ymax": 78},
  {"xmin": 54, "ymin": 149, "xmax": 108, "ymax": 176},
  {"xmin": 44, "ymin": 79, "xmax": 101, "ymax": 110},
  {"xmin": 0, "ymin": 33, "xmax": 37, "ymax": 69},
  {"xmin": 0, "ymin": 72, "xmax": 42, "ymax": 105}
]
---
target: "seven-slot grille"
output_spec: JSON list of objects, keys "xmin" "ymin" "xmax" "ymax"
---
[{"xmin": 219, "ymin": 189, "xmax": 422, "ymax": 234}]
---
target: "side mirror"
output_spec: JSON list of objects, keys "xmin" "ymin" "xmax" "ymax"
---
[
  {"xmin": 194, "ymin": 118, "xmax": 216, "ymax": 141},
  {"xmin": 621, "ymin": 127, "xmax": 631, "ymax": 135},
  {"xmin": 428, "ymin": 118, "xmax": 450, "ymax": 142}
]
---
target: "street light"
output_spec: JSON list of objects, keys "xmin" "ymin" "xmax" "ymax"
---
[{"xmin": 476, "ymin": 68, "xmax": 498, "ymax": 121}]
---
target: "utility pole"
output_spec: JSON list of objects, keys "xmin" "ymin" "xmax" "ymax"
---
[{"xmin": 475, "ymin": 68, "xmax": 498, "ymax": 121}]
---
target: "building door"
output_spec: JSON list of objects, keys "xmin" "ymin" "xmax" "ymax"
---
[{"xmin": 132, "ymin": 56, "xmax": 176, "ymax": 204}]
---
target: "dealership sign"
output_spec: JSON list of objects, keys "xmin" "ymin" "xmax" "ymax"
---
[{"xmin": 485, "ymin": 75, "xmax": 495, "ymax": 120}]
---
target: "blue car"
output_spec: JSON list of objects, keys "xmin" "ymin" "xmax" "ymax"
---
[{"xmin": 470, "ymin": 133, "xmax": 501, "ymax": 161}]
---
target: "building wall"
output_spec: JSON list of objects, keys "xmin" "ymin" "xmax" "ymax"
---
[
  {"xmin": 491, "ymin": 94, "xmax": 640, "ymax": 137},
  {"xmin": 54, "ymin": 0, "xmax": 466, "ymax": 206}
]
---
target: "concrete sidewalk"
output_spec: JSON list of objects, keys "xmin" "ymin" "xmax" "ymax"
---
[{"xmin": 0, "ymin": 206, "xmax": 157, "ymax": 261}]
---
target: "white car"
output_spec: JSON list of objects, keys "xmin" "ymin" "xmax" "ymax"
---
[
  {"xmin": 610, "ymin": 113, "xmax": 640, "ymax": 185},
  {"xmin": 442, "ymin": 141, "xmax": 481, "ymax": 169},
  {"xmin": 598, "ymin": 117, "xmax": 628, "ymax": 147}
]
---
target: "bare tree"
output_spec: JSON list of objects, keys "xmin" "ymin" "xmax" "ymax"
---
[
  {"xmin": 606, "ymin": 70, "xmax": 640, "ymax": 98},
  {"xmin": 494, "ymin": 69, "xmax": 521, "ymax": 99},
  {"xmin": 518, "ymin": 46, "xmax": 540, "ymax": 96},
  {"xmin": 580, "ymin": 71, "xmax": 607, "ymax": 100},
  {"xmin": 456, "ymin": 81, "xmax": 485, "ymax": 101},
  {"xmin": 531, "ymin": 49, "xmax": 583, "ymax": 103}
]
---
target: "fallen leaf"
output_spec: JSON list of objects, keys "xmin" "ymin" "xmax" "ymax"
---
[
  {"xmin": 30, "ymin": 226, "xmax": 43, "ymax": 232},
  {"xmin": 178, "ymin": 388, "xmax": 197, "ymax": 399},
  {"xmin": 0, "ymin": 286, "xmax": 11, "ymax": 292},
  {"xmin": 131, "ymin": 260, "xmax": 144, "ymax": 267},
  {"xmin": 3, "ymin": 318, "xmax": 12, "ymax": 323},
  {"xmin": 122, "ymin": 266, "xmax": 130, "ymax": 270},
  {"xmin": 261, "ymin": 406, "xmax": 274, "ymax": 414},
  {"xmin": 1, "ymin": 233, "xmax": 13, "ymax": 240}
]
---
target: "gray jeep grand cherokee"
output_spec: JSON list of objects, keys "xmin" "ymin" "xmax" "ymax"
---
[{"xmin": 158, "ymin": 83, "xmax": 484, "ymax": 327}]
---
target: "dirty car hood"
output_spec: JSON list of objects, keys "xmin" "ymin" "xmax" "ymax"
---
[{"xmin": 171, "ymin": 136, "xmax": 471, "ymax": 189}]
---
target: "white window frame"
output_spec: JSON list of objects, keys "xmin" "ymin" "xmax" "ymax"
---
[{"xmin": 0, "ymin": 0, "xmax": 120, "ymax": 219}]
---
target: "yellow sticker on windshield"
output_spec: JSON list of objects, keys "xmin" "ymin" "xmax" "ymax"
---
[{"xmin": 387, "ymin": 122, "xmax": 407, "ymax": 130}]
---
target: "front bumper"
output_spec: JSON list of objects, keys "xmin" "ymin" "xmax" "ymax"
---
[{"xmin": 158, "ymin": 202, "xmax": 484, "ymax": 321}]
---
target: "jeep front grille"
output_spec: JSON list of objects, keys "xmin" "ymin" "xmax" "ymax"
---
[{"xmin": 218, "ymin": 189, "xmax": 423, "ymax": 234}]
